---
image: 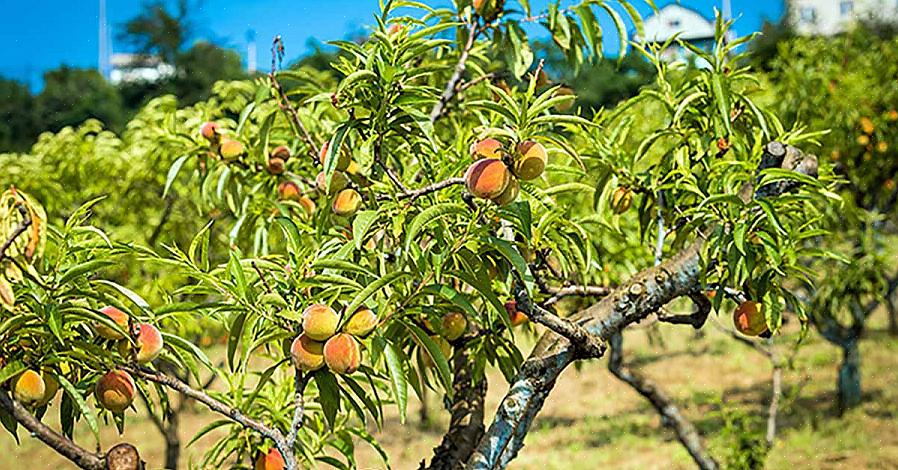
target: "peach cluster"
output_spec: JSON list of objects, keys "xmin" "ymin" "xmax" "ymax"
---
[
  {"xmin": 291, "ymin": 304, "xmax": 377, "ymax": 375},
  {"xmin": 199, "ymin": 121, "xmax": 245, "ymax": 161},
  {"xmin": 465, "ymin": 138, "xmax": 548, "ymax": 206},
  {"xmin": 95, "ymin": 305, "xmax": 164, "ymax": 364}
]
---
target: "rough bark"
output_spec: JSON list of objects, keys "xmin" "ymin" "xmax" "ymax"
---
[
  {"xmin": 607, "ymin": 333, "xmax": 719, "ymax": 470},
  {"xmin": 423, "ymin": 347, "xmax": 487, "ymax": 470}
]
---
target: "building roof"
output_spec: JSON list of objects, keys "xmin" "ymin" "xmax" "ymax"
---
[{"xmin": 638, "ymin": 4, "xmax": 716, "ymax": 43}]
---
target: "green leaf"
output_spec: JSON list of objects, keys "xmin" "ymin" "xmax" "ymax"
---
[
  {"xmin": 404, "ymin": 203, "xmax": 468, "ymax": 256},
  {"xmin": 163, "ymin": 155, "xmax": 189, "ymax": 199},
  {"xmin": 56, "ymin": 375, "xmax": 100, "ymax": 446},
  {"xmin": 94, "ymin": 280, "xmax": 150, "ymax": 311},
  {"xmin": 187, "ymin": 419, "xmax": 232, "ymax": 447},
  {"xmin": 324, "ymin": 123, "xmax": 352, "ymax": 192},
  {"xmin": 383, "ymin": 341, "xmax": 408, "ymax": 424},
  {"xmin": 352, "ymin": 210, "xmax": 380, "ymax": 251},
  {"xmin": 402, "ymin": 321, "xmax": 453, "ymax": 395},
  {"xmin": 315, "ymin": 370, "xmax": 341, "ymax": 429},
  {"xmin": 0, "ymin": 361, "xmax": 26, "ymax": 385},
  {"xmin": 227, "ymin": 312, "xmax": 247, "ymax": 372},
  {"xmin": 344, "ymin": 271, "xmax": 409, "ymax": 316},
  {"xmin": 57, "ymin": 260, "xmax": 115, "ymax": 286}
]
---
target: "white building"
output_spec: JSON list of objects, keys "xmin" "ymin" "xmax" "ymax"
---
[
  {"xmin": 108, "ymin": 54, "xmax": 175, "ymax": 85},
  {"xmin": 637, "ymin": 4, "xmax": 717, "ymax": 63},
  {"xmin": 791, "ymin": 0, "xmax": 898, "ymax": 35}
]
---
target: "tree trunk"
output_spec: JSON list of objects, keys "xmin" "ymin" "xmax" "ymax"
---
[
  {"xmin": 837, "ymin": 340, "xmax": 861, "ymax": 414},
  {"xmin": 887, "ymin": 296, "xmax": 897, "ymax": 336},
  {"xmin": 163, "ymin": 407, "xmax": 181, "ymax": 469}
]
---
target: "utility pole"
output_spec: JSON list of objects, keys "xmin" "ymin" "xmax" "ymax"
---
[
  {"xmin": 98, "ymin": 0, "xmax": 109, "ymax": 79},
  {"xmin": 246, "ymin": 29, "xmax": 257, "ymax": 74}
]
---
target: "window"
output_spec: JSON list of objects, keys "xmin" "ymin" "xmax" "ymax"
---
[
  {"xmin": 799, "ymin": 6, "xmax": 816, "ymax": 23},
  {"xmin": 840, "ymin": 1, "xmax": 854, "ymax": 16}
]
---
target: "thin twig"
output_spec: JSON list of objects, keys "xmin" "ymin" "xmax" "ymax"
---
[
  {"xmin": 0, "ymin": 204, "xmax": 31, "ymax": 262},
  {"xmin": 512, "ymin": 280, "xmax": 605, "ymax": 358},
  {"xmin": 430, "ymin": 21, "xmax": 481, "ymax": 123},
  {"xmin": 251, "ymin": 261, "xmax": 274, "ymax": 294},
  {"xmin": 378, "ymin": 177, "xmax": 465, "ymax": 202},
  {"xmin": 269, "ymin": 36, "xmax": 321, "ymax": 166}
]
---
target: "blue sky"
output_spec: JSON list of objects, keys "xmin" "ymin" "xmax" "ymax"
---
[{"xmin": 0, "ymin": 0, "xmax": 785, "ymax": 91}]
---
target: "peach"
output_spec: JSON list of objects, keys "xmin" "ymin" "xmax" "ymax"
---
[
  {"xmin": 316, "ymin": 170, "xmax": 350, "ymax": 195},
  {"xmin": 860, "ymin": 117, "xmax": 874, "ymax": 134},
  {"xmin": 35, "ymin": 372, "xmax": 60, "ymax": 408},
  {"xmin": 473, "ymin": 0, "xmax": 500, "ymax": 19},
  {"xmin": 271, "ymin": 145, "xmax": 291, "ymax": 162},
  {"xmin": 332, "ymin": 189, "xmax": 362, "ymax": 217},
  {"xmin": 491, "ymin": 177, "xmax": 519, "ymax": 206},
  {"xmin": 470, "ymin": 138, "xmax": 503, "ymax": 160},
  {"xmin": 277, "ymin": 181, "xmax": 302, "ymax": 202},
  {"xmin": 465, "ymin": 159, "xmax": 511, "ymax": 199},
  {"xmin": 611, "ymin": 187, "xmax": 633, "ymax": 214},
  {"xmin": 255, "ymin": 448, "xmax": 285, "ymax": 470},
  {"xmin": 319, "ymin": 141, "xmax": 351, "ymax": 171},
  {"xmin": 105, "ymin": 443, "xmax": 142, "ymax": 470},
  {"xmin": 504, "ymin": 300, "xmax": 528, "ymax": 326},
  {"xmin": 96, "ymin": 370, "xmax": 136, "ymax": 413},
  {"xmin": 513, "ymin": 141, "xmax": 547, "ymax": 181},
  {"xmin": 323, "ymin": 333, "xmax": 361, "ymax": 374},
  {"xmin": 290, "ymin": 334, "xmax": 325, "ymax": 372},
  {"xmin": 553, "ymin": 86, "xmax": 575, "ymax": 112},
  {"xmin": 440, "ymin": 312, "xmax": 467, "ymax": 341},
  {"xmin": 419, "ymin": 335, "xmax": 452, "ymax": 368},
  {"xmin": 12, "ymin": 370, "xmax": 45, "ymax": 406},
  {"xmin": 97, "ymin": 306, "xmax": 130, "ymax": 340},
  {"xmin": 299, "ymin": 196, "xmax": 316, "ymax": 215},
  {"xmin": 733, "ymin": 300, "xmax": 768, "ymax": 336},
  {"xmin": 199, "ymin": 122, "xmax": 220, "ymax": 141},
  {"xmin": 857, "ymin": 134, "xmax": 870, "ymax": 146},
  {"xmin": 125, "ymin": 323, "xmax": 164, "ymax": 364},
  {"xmin": 887, "ymin": 109, "xmax": 898, "ymax": 121},
  {"xmin": 343, "ymin": 307, "xmax": 377, "ymax": 337},
  {"xmin": 535, "ymin": 69, "xmax": 550, "ymax": 88},
  {"xmin": 302, "ymin": 304, "xmax": 339, "ymax": 341},
  {"xmin": 219, "ymin": 138, "xmax": 245, "ymax": 160},
  {"xmin": 267, "ymin": 157, "xmax": 286, "ymax": 175}
]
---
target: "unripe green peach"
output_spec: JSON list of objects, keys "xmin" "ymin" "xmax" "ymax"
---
[
  {"xmin": 440, "ymin": 312, "xmax": 467, "ymax": 341},
  {"xmin": 128, "ymin": 323, "xmax": 164, "ymax": 364},
  {"xmin": 465, "ymin": 158, "xmax": 511, "ymax": 199},
  {"xmin": 96, "ymin": 305, "xmax": 130, "ymax": 340},
  {"xmin": 419, "ymin": 335, "xmax": 452, "ymax": 368},
  {"xmin": 199, "ymin": 122, "xmax": 220, "ymax": 141},
  {"xmin": 35, "ymin": 372, "xmax": 60, "ymax": 408},
  {"xmin": 470, "ymin": 138, "xmax": 503, "ymax": 160},
  {"xmin": 734, "ymin": 301, "xmax": 768, "ymax": 336},
  {"xmin": 491, "ymin": 177, "xmax": 519, "ymax": 206},
  {"xmin": 290, "ymin": 334, "xmax": 325, "ymax": 372},
  {"xmin": 332, "ymin": 189, "xmax": 362, "ymax": 217},
  {"xmin": 343, "ymin": 307, "xmax": 377, "ymax": 337},
  {"xmin": 95, "ymin": 370, "xmax": 136, "ymax": 413},
  {"xmin": 267, "ymin": 157, "xmax": 286, "ymax": 175},
  {"xmin": 254, "ymin": 448, "xmax": 285, "ymax": 470},
  {"xmin": 553, "ymin": 86, "xmax": 575, "ymax": 112},
  {"xmin": 504, "ymin": 300, "xmax": 528, "ymax": 327},
  {"xmin": 12, "ymin": 370, "xmax": 45, "ymax": 406},
  {"xmin": 319, "ymin": 141, "xmax": 351, "ymax": 171},
  {"xmin": 271, "ymin": 145, "xmax": 291, "ymax": 162},
  {"xmin": 316, "ymin": 171, "xmax": 350, "ymax": 195},
  {"xmin": 323, "ymin": 333, "xmax": 361, "ymax": 374},
  {"xmin": 513, "ymin": 141, "xmax": 547, "ymax": 181},
  {"xmin": 219, "ymin": 138, "xmax": 245, "ymax": 160},
  {"xmin": 611, "ymin": 187, "xmax": 633, "ymax": 214},
  {"xmin": 277, "ymin": 181, "xmax": 302, "ymax": 202},
  {"xmin": 302, "ymin": 304, "xmax": 339, "ymax": 341}
]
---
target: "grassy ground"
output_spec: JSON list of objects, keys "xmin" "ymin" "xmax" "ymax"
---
[{"xmin": 2, "ymin": 315, "xmax": 897, "ymax": 469}]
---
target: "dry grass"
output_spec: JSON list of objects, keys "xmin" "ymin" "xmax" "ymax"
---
[{"xmin": 2, "ymin": 315, "xmax": 897, "ymax": 469}]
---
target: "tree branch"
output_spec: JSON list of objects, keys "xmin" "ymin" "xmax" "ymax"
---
[
  {"xmin": 656, "ymin": 291, "xmax": 711, "ymax": 329},
  {"xmin": 0, "ymin": 203, "xmax": 31, "ymax": 262},
  {"xmin": 286, "ymin": 371, "xmax": 310, "ymax": 450},
  {"xmin": 607, "ymin": 333, "xmax": 719, "ymax": 470},
  {"xmin": 0, "ymin": 391, "xmax": 106, "ymax": 470},
  {"xmin": 386, "ymin": 177, "xmax": 465, "ymax": 202},
  {"xmin": 512, "ymin": 280, "xmax": 605, "ymax": 358},
  {"xmin": 430, "ymin": 21, "xmax": 480, "ymax": 123},
  {"xmin": 269, "ymin": 36, "xmax": 321, "ymax": 166}
]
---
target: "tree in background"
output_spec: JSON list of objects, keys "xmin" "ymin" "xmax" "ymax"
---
[
  {"xmin": 35, "ymin": 67, "xmax": 125, "ymax": 135},
  {"xmin": 118, "ymin": 0, "xmax": 193, "ymax": 64},
  {"xmin": 0, "ymin": 79, "xmax": 38, "ymax": 152}
]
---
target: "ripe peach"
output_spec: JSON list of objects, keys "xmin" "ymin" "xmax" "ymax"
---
[
  {"xmin": 860, "ymin": 117, "xmax": 875, "ymax": 134},
  {"xmin": 96, "ymin": 370, "xmax": 136, "ymax": 413},
  {"xmin": 465, "ymin": 158, "xmax": 511, "ymax": 199},
  {"xmin": 290, "ymin": 334, "xmax": 325, "ymax": 372},
  {"xmin": 97, "ymin": 306, "xmax": 130, "ymax": 340},
  {"xmin": 319, "ymin": 141, "xmax": 351, "ymax": 171},
  {"xmin": 35, "ymin": 372, "xmax": 60, "ymax": 408},
  {"xmin": 611, "ymin": 187, "xmax": 633, "ymax": 214},
  {"xmin": 323, "ymin": 333, "xmax": 361, "ymax": 374},
  {"xmin": 419, "ymin": 335, "xmax": 452, "ymax": 368},
  {"xmin": 124, "ymin": 323, "xmax": 164, "ymax": 364},
  {"xmin": 199, "ymin": 122, "xmax": 220, "ymax": 141},
  {"xmin": 857, "ymin": 134, "xmax": 870, "ymax": 146},
  {"xmin": 343, "ymin": 307, "xmax": 377, "ymax": 337},
  {"xmin": 733, "ymin": 300, "xmax": 768, "ymax": 336},
  {"xmin": 267, "ymin": 157, "xmax": 286, "ymax": 175},
  {"xmin": 255, "ymin": 448, "xmax": 285, "ymax": 470},
  {"xmin": 299, "ymin": 196, "xmax": 316, "ymax": 215},
  {"xmin": 277, "ymin": 181, "xmax": 302, "ymax": 202},
  {"xmin": 219, "ymin": 138, "xmax": 245, "ymax": 160},
  {"xmin": 470, "ymin": 138, "xmax": 503, "ymax": 160},
  {"xmin": 513, "ymin": 141, "xmax": 547, "ymax": 181},
  {"xmin": 887, "ymin": 110, "xmax": 898, "ymax": 121},
  {"xmin": 491, "ymin": 177, "xmax": 519, "ymax": 206},
  {"xmin": 12, "ymin": 370, "xmax": 45, "ymax": 406},
  {"xmin": 302, "ymin": 304, "xmax": 339, "ymax": 341},
  {"xmin": 504, "ymin": 300, "xmax": 528, "ymax": 327},
  {"xmin": 877, "ymin": 141, "xmax": 888, "ymax": 153},
  {"xmin": 271, "ymin": 145, "xmax": 291, "ymax": 162},
  {"xmin": 332, "ymin": 189, "xmax": 362, "ymax": 217},
  {"xmin": 440, "ymin": 312, "xmax": 467, "ymax": 341},
  {"xmin": 316, "ymin": 170, "xmax": 350, "ymax": 195}
]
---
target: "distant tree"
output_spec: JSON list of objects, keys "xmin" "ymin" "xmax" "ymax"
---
[
  {"xmin": 35, "ymin": 67, "xmax": 124, "ymax": 133},
  {"xmin": 170, "ymin": 41, "xmax": 247, "ymax": 103},
  {"xmin": 119, "ymin": 0, "xmax": 193, "ymax": 64},
  {"xmin": 0, "ymin": 79, "xmax": 38, "ymax": 152},
  {"xmin": 748, "ymin": 18, "xmax": 796, "ymax": 71}
]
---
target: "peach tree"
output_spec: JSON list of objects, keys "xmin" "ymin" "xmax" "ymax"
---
[{"xmin": 0, "ymin": 2, "xmax": 836, "ymax": 469}]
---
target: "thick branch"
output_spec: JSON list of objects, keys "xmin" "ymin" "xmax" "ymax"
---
[
  {"xmin": 430, "ymin": 21, "xmax": 479, "ymax": 123},
  {"xmin": 513, "ymin": 281, "xmax": 605, "ymax": 358},
  {"xmin": 607, "ymin": 334, "xmax": 719, "ymax": 470},
  {"xmin": 0, "ymin": 391, "xmax": 106, "ymax": 470},
  {"xmin": 656, "ymin": 291, "xmax": 711, "ymax": 329},
  {"xmin": 122, "ymin": 365, "xmax": 297, "ymax": 470},
  {"xmin": 287, "ymin": 372, "xmax": 310, "ymax": 450},
  {"xmin": 423, "ymin": 347, "xmax": 487, "ymax": 470}
]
